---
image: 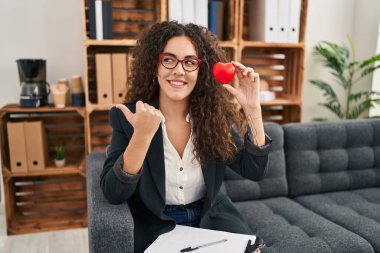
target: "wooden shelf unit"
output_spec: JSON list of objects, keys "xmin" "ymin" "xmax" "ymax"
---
[
  {"xmin": 81, "ymin": 0, "xmax": 308, "ymax": 128},
  {"xmin": 0, "ymin": 105, "xmax": 87, "ymax": 235},
  {"xmin": 0, "ymin": 0, "xmax": 308, "ymax": 236}
]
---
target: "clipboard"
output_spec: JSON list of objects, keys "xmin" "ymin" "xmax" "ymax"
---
[{"xmin": 145, "ymin": 225, "xmax": 256, "ymax": 253}]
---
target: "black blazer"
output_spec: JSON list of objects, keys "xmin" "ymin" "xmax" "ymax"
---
[{"xmin": 100, "ymin": 96, "xmax": 272, "ymax": 253}]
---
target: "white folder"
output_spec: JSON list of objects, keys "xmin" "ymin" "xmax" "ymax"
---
[
  {"xmin": 182, "ymin": 0, "xmax": 195, "ymax": 24},
  {"xmin": 277, "ymin": 0, "xmax": 290, "ymax": 43},
  {"xmin": 169, "ymin": 0, "xmax": 183, "ymax": 23},
  {"xmin": 248, "ymin": 0, "xmax": 279, "ymax": 42},
  {"xmin": 194, "ymin": 0, "xmax": 208, "ymax": 28},
  {"xmin": 287, "ymin": 0, "xmax": 301, "ymax": 43},
  {"xmin": 145, "ymin": 225, "xmax": 256, "ymax": 253},
  {"xmin": 95, "ymin": 0, "xmax": 103, "ymax": 40}
]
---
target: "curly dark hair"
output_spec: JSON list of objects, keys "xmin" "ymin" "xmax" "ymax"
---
[{"xmin": 126, "ymin": 21, "xmax": 245, "ymax": 165}]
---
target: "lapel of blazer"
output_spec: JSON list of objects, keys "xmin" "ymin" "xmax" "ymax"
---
[
  {"xmin": 145, "ymin": 96, "xmax": 166, "ymax": 203},
  {"xmin": 202, "ymin": 160, "xmax": 217, "ymax": 207}
]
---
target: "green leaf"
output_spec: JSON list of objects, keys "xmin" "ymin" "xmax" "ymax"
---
[
  {"xmin": 360, "ymin": 54, "xmax": 380, "ymax": 68},
  {"xmin": 55, "ymin": 145, "xmax": 65, "ymax": 160},
  {"xmin": 314, "ymin": 42, "xmax": 349, "ymax": 75},
  {"xmin": 331, "ymin": 72, "xmax": 348, "ymax": 89},
  {"xmin": 347, "ymin": 99, "xmax": 380, "ymax": 118},
  {"xmin": 348, "ymin": 61, "xmax": 360, "ymax": 69},
  {"xmin": 319, "ymin": 101, "xmax": 345, "ymax": 119},
  {"xmin": 348, "ymin": 90, "xmax": 380, "ymax": 102},
  {"xmin": 361, "ymin": 65, "xmax": 380, "ymax": 78},
  {"xmin": 310, "ymin": 79, "xmax": 340, "ymax": 102}
]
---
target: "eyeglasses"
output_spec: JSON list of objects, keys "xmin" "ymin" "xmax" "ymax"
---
[{"xmin": 159, "ymin": 53, "xmax": 202, "ymax": 72}]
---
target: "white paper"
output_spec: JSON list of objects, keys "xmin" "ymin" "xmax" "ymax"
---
[{"xmin": 145, "ymin": 225, "xmax": 256, "ymax": 253}]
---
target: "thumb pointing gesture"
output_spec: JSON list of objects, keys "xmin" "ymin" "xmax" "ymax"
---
[
  {"xmin": 114, "ymin": 101, "xmax": 163, "ymax": 140},
  {"xmin": 115, "ymin": 104, "xmax": 134, "ymax": 123}
]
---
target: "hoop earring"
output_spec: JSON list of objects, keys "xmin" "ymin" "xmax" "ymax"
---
[{"xmin": 152, "ymin": 76, "xmax": 158, "ymax": 85}]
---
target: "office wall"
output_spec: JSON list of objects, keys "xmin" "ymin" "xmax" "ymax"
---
[
  {"xmin": 0, "ymin": 0, "xmax": 84, "ymax": 107},
  {"xmin": 303, "ymin": 0, "xmax": 380, "ymax": 121}
]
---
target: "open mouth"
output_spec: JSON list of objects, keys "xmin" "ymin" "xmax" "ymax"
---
[{"xmin": 168, "ymin": 80, "xmax": 187, "ymax": 89}]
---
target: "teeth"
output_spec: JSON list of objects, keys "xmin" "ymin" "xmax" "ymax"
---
[{"xmin": 170, "ymin": 81, "xmax": 185, "ymax": 86}]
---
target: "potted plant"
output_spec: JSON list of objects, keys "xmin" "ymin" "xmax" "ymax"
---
[
  {"xmin": 55, "ymin": 145, "xmax": 66, "ymax": 167},
  {"xmin": 310, "ymin": 35, "xmax": 380, "ymax": 120}
]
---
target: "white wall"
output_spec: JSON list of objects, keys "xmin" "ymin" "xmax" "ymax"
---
[
  {"xmin": 0, "ymin": 0, "xmax": 85, "ymax": 107},
  {"xmin": 0, "ymin": 0, "xmax": 84, "ymax": 204},
  {"xmin": 370, "ymin": 20, "xmax": 380, "ymax": 117},
  {"xmin": 303, "ymin": 0, "xmax": 380, "ymax": 121}
]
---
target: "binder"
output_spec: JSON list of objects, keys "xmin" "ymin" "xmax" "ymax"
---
[
  {"xmin": 89, "ymin": 0, "xmax": 96, "ymax": 39},
  {"xmin": 182, "ymin": 0, "xmax": 195, "ymax": 24},
  {"xmin": 102, "ymin": 0, "xmax": 113, "ymax": 39},
  {"xmin": 112, "ymin": 53, "xmax": 128, "ymax": 104},
  {"xmin": 277, "ymin": 0, "xmax": 290, "ymax": 42},
  {"xmin": 24, "ymin": 121, "xmax": 48, "ymax": 172},
  {"xmin": 96, "ymin": 53, "xmax": 114, "ymax": 104},
  {"xmin": 95, "ymin": 0, "xmax": 103, "ymax": 40},
  {"xmin": 194, "ymin": 0, "xmax": 208, "ymax": 27},
  {"xmin": 287, "ymin": 0, "xmax": 301, "ymax": 43},
  {"xmin": 7, "ymin": 122, "xmax": 28, "ymax": 173},
  {"xmin": 208, "ymin": 1, "xmax": 224, "ymax": 40},
  {"xmin": 169, "ymin": 0, "xmax": 183, "ymax": 23},
  {"xmin": 248, "ymin": 0, "xmax": 278, "ymax": 42}
]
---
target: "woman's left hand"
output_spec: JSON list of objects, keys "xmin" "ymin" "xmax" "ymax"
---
[{"xmin": 222, "ymin": 61, "xmax": 261, "ymax": 109}]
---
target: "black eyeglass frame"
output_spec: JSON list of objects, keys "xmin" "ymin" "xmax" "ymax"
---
[{"xmin": 159, "ymin": 53, "xmax": 202, "ymax": 72}]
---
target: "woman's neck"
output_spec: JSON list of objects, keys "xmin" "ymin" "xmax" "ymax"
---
[{"xmin": 159, "ymin": 95, "xmax": 189, "ymax": 122}]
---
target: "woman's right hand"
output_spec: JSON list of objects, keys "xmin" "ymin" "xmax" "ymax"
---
[{"xmin": 115, "ymin": 101, "xmax": 164, "ymax": 141}]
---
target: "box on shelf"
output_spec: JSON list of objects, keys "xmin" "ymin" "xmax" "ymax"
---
[
  {"xmin": 7, "ymin": 122, "xmax": 28, "ymax": 173},
  {"xmin": 7, "ymin": 121, "xmax": 48, "ymax": 173}
]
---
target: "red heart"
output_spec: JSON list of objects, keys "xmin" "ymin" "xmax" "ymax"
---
[{"xmin": 212, "ymin": 62, "xmax": 236, "ymax": 84}]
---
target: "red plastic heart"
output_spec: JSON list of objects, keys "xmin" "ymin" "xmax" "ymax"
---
[{"xmin": 212, "ymin": 62, "xmax": 236, "ymax": 84}]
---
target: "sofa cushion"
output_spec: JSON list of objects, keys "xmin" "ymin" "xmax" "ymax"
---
[
  {"xmin": 295, "ymin": 187, "xmax": 380, "ymax": 252},
  {"xmin": 224, "ymin": 123, "xmax": 288, "ymax": 201},
  {"xmin": 284, "ymin": 119, "xmax": 380, "ymax": 197},
  {"xmin": 235, "ymin": 197, "xmax": 374, "ymax": 253},
  {"xmin": 87, "ymin": 152, "xmax": 134, "ymax": 253}
]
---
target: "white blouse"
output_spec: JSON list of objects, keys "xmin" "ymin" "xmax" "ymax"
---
[{"xmin": 161, "ymin": 115, "xmax": 206, "ymax": 205}]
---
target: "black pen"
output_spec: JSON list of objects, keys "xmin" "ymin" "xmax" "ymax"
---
[{"xmin": 180, "ymin": 239, "xmax": 228, "ymax": 252}]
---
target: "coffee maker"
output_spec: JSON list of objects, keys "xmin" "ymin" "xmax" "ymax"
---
[{"xmin": 16, "ymin": 59, "xmax": 50, "ymax": 108}]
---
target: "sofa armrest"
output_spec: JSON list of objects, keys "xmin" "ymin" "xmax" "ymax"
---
[{"xmin": 87, "ymin": 152, "xmax": 134, "ymax": 253}]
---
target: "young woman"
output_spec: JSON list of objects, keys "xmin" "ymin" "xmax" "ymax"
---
[{"xmin": 100, "ymin": 21, "xmax": 272, "ymax": 252}]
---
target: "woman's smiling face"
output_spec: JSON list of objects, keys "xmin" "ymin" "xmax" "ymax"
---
[{"xmin": 157, "ymin": 36, "xmax": 200, "ymax": 103}]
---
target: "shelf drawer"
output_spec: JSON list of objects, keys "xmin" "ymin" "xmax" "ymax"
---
[{"xmin": 4, "ymin": 174, "xmax": 87, "ymax": 235}]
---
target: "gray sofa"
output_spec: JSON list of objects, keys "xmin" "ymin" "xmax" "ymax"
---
[{"xmin": 87, "ymin": 119, "xmax": 380, "ymax": 253}]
